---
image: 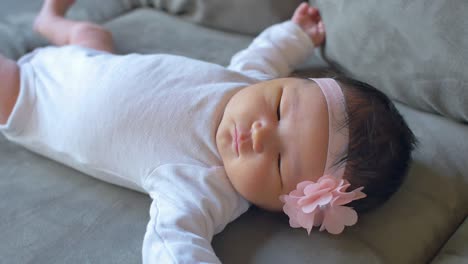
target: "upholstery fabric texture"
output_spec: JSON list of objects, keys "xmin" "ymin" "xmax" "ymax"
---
[
  {"xmin": 312, "ymin": 0, "xmax": 468, "ymax": 123},
  {"xmin": 432, "ymin": 218, "xmax": 468, "ymax": 264},
  {"xmin": 145, "ymin": 0, "xmax": 304, "ymax": 35},
  {"xmin": 0, "ymin": 0, "xmax": 467, "ymax": 263}
]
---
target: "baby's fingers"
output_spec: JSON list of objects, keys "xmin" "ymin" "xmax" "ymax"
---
[
  {"xmin": 295, "ymin": 2, "xmax": 309, "ymax": 16},
  {"xmin": 292, "ymin": 2, "xmax": 310, "ymax": 22},
  {"xmin": 307, "ymin": 7, "xmax": 321, "ymax": 23},
  {"xmin": 318, "ymin": 21, "xmax": 325, "ymax": 33},
  {"xmin": 311, "ymin": 21, "xmax": 326, "ymax": 46}
]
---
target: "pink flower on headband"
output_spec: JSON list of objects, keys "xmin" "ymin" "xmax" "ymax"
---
[{"xmin": 279, "ymin": 175, "xmax": 366, "ymax": 235}]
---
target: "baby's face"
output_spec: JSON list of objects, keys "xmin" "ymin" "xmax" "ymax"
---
[{"xmin": 216, "ymin": 78, "xmax": 329, "ymax": 211}]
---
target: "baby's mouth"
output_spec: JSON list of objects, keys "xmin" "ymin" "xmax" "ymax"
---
[{"xmin": 234, "ymin": 124, "xmax": 240, "ymax": 156}]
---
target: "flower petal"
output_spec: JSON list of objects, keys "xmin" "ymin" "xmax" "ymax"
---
[
  {"xmin": 320, "ymin": 206, "xmax": 358, "ymax": 234},
  {"xmin": 313, "ymin": 209, "xmax": 324, "ymax": 227},
  {"xmin": 301, "ymin": 193, "xmax": 333, "ymax": 213},
  {"xmin": 282, "ymin": 202, "xmax": 302, "ymax": 228},
  {"xmin": 280, "ymin": 175, "xmax": 366, "ymax": 236},
  {"xmin": 332, "ymin": 186, "xmax": 367, "ymax": 206},
  {"xmin": 297, "ymin": 181, "xmax": 315, "ymax": 193},
  {"xmin": 298, "ymin": 188, "xmax": 330, "ymax": 206},
  {"xmin": 296, "ymin": 211, "xmax": 316, "ymax": 235}
]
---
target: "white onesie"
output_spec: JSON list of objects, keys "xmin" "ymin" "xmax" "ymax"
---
[{"xmin": 0, "ymin": 21, "xmax": 314, "ymax": 263}]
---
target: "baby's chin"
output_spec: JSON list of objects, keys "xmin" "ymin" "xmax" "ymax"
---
[
  {"xmin": 248, "ymin": 196, "xmax": 284, "ymax": 212},
  {"xmin": 231, "ymin": 182, "xmax": 284, "ymax": 212}
]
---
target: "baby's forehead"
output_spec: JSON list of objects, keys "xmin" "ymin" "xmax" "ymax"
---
[
  {"xmin": 281, "ymin": 79, "xmax": 329, "ymax": 191},
  {"xmin": 282, "ymin": 77, "xmax": 321, "ymax": 104}
]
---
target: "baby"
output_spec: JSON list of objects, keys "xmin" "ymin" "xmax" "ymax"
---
[{"xmin": 0, "ymin": 0, "xmax": 416, "ymax": 263}]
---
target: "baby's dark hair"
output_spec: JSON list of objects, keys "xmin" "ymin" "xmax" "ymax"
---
[{"xmin": 332, "ymin": 76, "xmax": 417, "ymax": 213}]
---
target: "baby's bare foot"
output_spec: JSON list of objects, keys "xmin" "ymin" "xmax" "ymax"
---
[{"xmin": 34, "ymin": 0, "xmax": 76, "ymax": 35}]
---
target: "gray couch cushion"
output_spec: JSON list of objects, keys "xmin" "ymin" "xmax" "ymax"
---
[
  {"xmin": 312, "ymin": 0, "xmax": 468, "ymax": 123},
  {"xmin": 4, "ymin": 98, "xmax": 467, "ymax": 263},
  {"xmin": 432, "ymin": 217, "xmax": 468, "ymax": 264},
  {"xmin": 3, "ymin": 101, "xmax": 467, "ymax": 264},
  {"xmin": 108, "ymin": 8, "xmax": 252, "ymax": 65},
  {"xmin": 1, "ymin": 1, "xmax": 467, "ymax": 264},
  {"xmin": 146, "ymin": 0, "xmax": 303, "ymax": 35},
  {"xmin": 0, "ymin": 0, "xmax": 142, "ymax": 59},
  {"xmin": 0, "ymin": 133, "xmax": 149, "ymax": 263},
  {"xmin": 213, "ymin": 102, "xmax": 468, "ymax": 264}
]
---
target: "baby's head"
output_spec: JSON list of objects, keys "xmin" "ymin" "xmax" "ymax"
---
[
  {"xmin": 215, "ymin": 77, "xmax": 416, "ymax": 215},
  {"xmin": 331, "ymin": 76, "xmax": 416, "ymax": 213}
]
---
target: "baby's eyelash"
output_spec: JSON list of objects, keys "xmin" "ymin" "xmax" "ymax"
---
[
  {"xmin": 277, "ymin": 89, "xmax": 283, "ymax": 120},
  {"xmin": 278, "ymin": 154, "xmax": 282, "ymax": 171},
  {"xmin": 278, "ymin": 153, "xmax": 282, "ymax": 181},
  {"xmin": 276, "ymin": 88, "xmax": 284, "ymax": 184}
]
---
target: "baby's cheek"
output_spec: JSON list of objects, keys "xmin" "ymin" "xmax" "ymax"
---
[
  {"xmin": 237, "ymin": 167, "xmax": 266, "ymax": 197},
  {"xmin": 227, "ymin": 159, "xmax": 277, "ymax": 204}
]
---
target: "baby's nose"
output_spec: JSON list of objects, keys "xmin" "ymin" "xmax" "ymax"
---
[{"xmin": 251, "ymin": 121, "xmax": 269, "ymax": 153}]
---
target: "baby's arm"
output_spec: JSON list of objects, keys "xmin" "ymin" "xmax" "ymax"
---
[
  {"xmin": 142, "ymin": 165, "xmax": 248, "ymax": 264},
  {"xmin": 143, "ymin": 196, "xmax": 222, "ymax": 263},
  {"xmin": 228, "ymin": 3, "xmax": 325, "ymax": 79}
]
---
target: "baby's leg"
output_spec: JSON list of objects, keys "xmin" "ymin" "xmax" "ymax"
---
[
  {"xmin": 0, "ymin": 55, "xmax": 20, "ymax": 124},
  {"xmin": 34, "ymin": 0, "xmax": 114, "ymax": 53}
]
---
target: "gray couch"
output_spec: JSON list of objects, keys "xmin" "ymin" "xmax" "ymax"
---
[{"xmin": 1, "ymin": 0, "xmax": 466, "ymax": 263}]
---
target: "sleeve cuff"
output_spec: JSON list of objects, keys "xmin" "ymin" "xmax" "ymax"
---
[{"xmin": 0, "ymin": 63, "xmax": 36, "ymax": 137}]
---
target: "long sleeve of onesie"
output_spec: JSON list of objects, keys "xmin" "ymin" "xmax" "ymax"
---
[
  {"xmin": 141, "ymin": 165, "xmax": 248, "ymax": 264},
  {"xmin": 228, "ymin": 21, "xmax": 315, "ymax": 80}
]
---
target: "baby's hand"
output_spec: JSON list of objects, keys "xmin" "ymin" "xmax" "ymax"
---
[{"xmin": 292, "ymin": 2, "xmax": 325, "ymax": 47}]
